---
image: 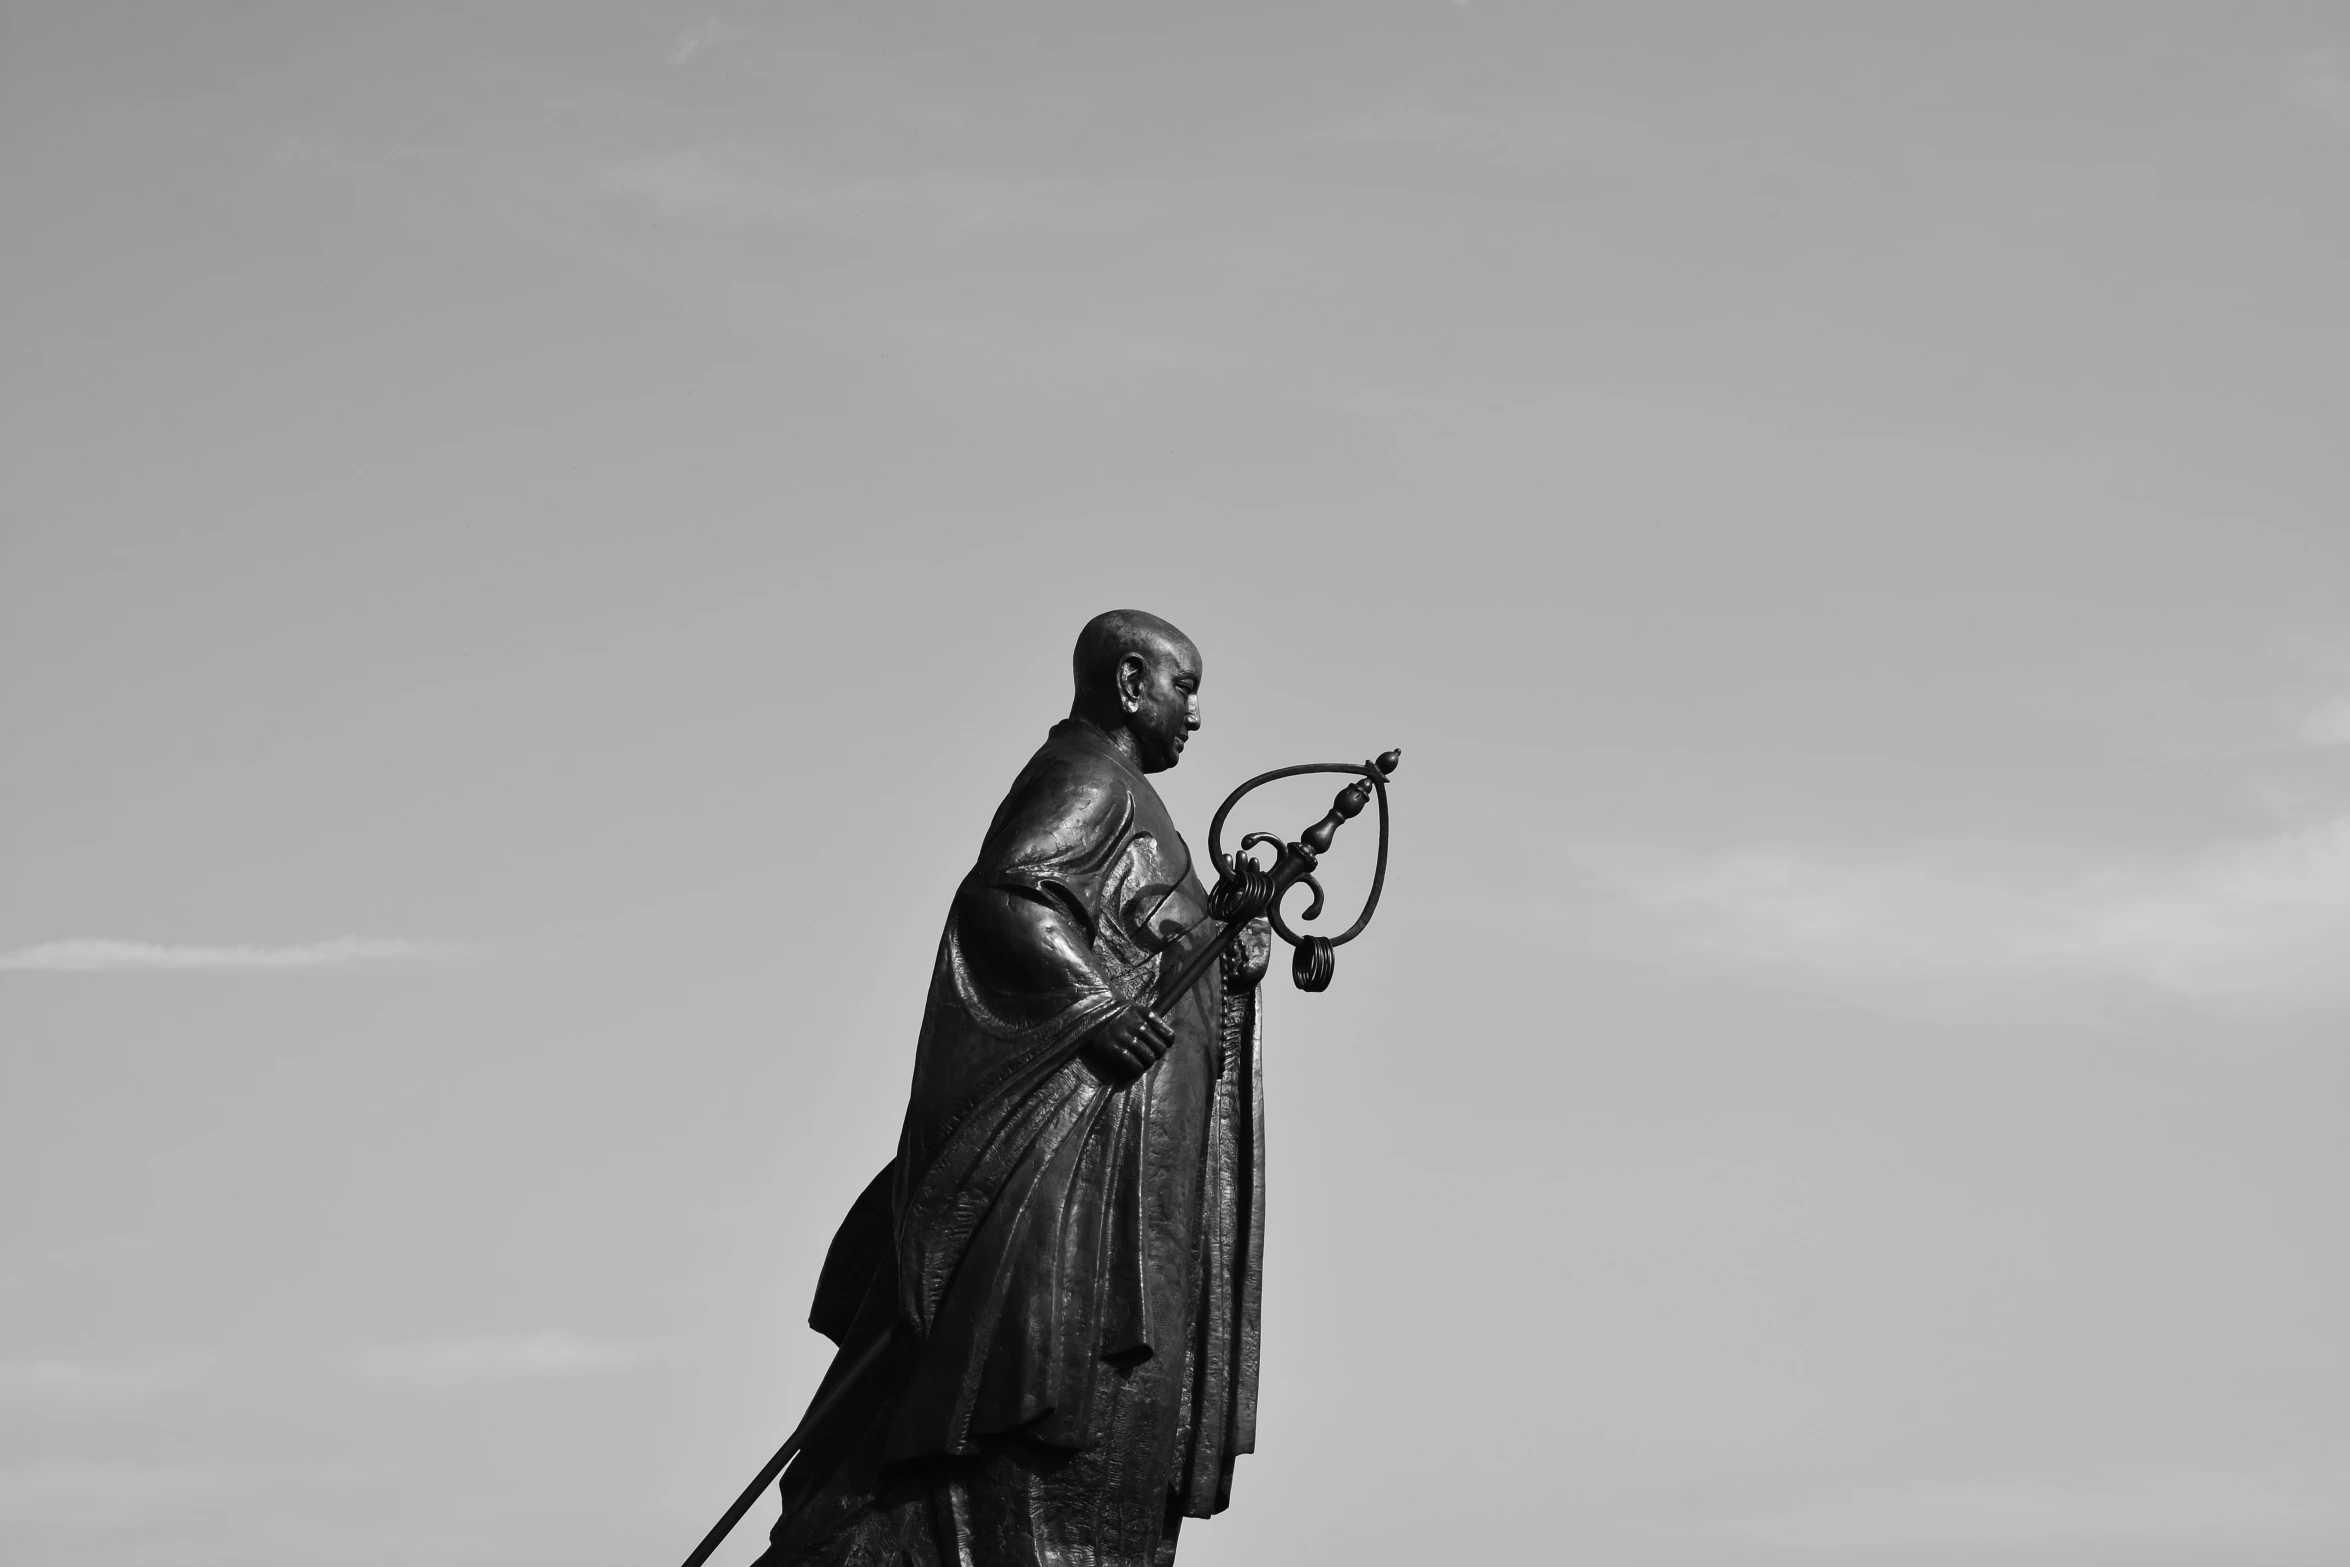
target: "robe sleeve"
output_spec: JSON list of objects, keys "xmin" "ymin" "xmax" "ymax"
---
[
  {"xmin": 944, "ymin": 752, "xmax": 1141, "ymax": 1030},
  {"xmin": 977, "ymin": 751, "xmax": 1134, "ymax": 939}
]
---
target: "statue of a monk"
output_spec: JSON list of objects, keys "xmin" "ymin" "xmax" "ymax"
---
[{"xmin": 753, "ymin": 610, "xmax": 1271, "ymax": 1567}]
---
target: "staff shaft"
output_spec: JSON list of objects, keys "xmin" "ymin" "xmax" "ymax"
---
[{"xmin": 677, "ymin": 1329, "xmax": 893, "ymax": 1567}]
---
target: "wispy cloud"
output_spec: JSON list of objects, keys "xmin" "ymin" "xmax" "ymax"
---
[
  {"xmin": 668, "ymin": 17, "xmax": 746, "ymax": 66},
  {"xmin": 1740, "ymin": 1469, "xmax": 2350, "ymax": 1552},
  {"xmin": 2299, "ymin": 697, "xmax": 2350, "ymax": 746},
  {"xmin": 0, "ymin": 1457, "xmax": 381, "ymax": 1528},
  {"xmin": 0, "ymin": 1460, "xmax": 250, "ymax": 1528},
  {"xmin": 2265, "ymin": 631, "xmax": 2350, "ymax": 747},
  {"xmin": 0, "ymin": 1354, "xmax": 218, "ymax": 1410},
  {"xmin": 597, "ymin": 146, "xmax": 800, "ymax": 231},
  {"xmin": 1300, "ymin": 100, "xmax": 1625, "ymax": 172},
  {"xmin": 1581, "ymin": 815, "xmax": 2350, "ymax": 1010},
  {"xmin": 1295, "ymin": 94, "xmax": 1814, "ymax": 185},
  {"xmin": 594, "ymin": 145, "xmax": 1105, "ymax": 241},
  {"xmin": 2287, "ymin": 49, "xmax": 2350, "ymax": 136},
  {"xmin": 353, "ymin": 1332, "xmax": 641, "ymax": 1391},
  {"xmin": 270, "ymin": 132, "xmax": 360, "ymax": 177},
  {"xmin": 0, "ymin": 937, "xmax": 467, "ymax": 974}
]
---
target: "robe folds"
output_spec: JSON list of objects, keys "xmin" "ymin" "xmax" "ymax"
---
[{"xmin": 758, "ymin": 720, "xmax": 1266, "ymax": 1567}]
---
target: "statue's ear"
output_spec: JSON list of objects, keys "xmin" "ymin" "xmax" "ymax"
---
[{"xmin": 1115, "ymin": 651, "xmax": 1150, "ymax": 708}]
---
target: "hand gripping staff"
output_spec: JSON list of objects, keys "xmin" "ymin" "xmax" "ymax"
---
[{"xmin": 673, "ymin": 748, "xmax": 1399, "ymax": 1567}]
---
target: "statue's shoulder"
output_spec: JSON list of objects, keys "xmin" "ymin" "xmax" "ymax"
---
[{"xmin": 976, "ymin": 722, "xmax": 1141, "ymax": 876}]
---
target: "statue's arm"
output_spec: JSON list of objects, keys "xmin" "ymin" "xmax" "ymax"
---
[
  {"xmin": 956, "ymin": 879, "xmax": 1113, "ymax": 1001},
  {"xmin": 955, "ymin": 881, "xmax": 1175, "ymax": 1081}
]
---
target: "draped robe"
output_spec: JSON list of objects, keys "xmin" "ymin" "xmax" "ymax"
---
[{"xmin": 757, "ymin": 720, "xmax": 1266, "ymax": 1567}]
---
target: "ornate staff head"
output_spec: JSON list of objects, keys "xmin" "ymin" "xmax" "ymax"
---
[{"xmin": 1204, "ymin": 749, "xmax": 1400, "ymax": 992}]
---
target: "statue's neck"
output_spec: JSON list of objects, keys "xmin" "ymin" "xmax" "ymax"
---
[{"xmin": 1065, "ymin": 712, "xmax": 1147, "ymax": 773}]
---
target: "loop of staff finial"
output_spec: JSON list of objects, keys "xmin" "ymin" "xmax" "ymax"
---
[
  {"xmin": 1201, "ymin": 749, "xmax": 1398, "ymax": 990},
  {"xmin": 1204, "ymin": 851, "xmax": 1277, "ymax": 923}
]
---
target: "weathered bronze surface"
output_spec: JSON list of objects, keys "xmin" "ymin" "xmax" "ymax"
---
[{"xmin": 685, "ymin": 611, "xmax": 1394, "ymax": 1567}]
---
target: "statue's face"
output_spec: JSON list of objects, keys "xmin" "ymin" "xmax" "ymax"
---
[{"xmin": 1123, "ymin": 635, "xmax": 1203, "ymax": 772}]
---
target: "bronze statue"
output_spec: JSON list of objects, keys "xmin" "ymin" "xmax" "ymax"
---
[{"xmin": 680, "ymin": 611, "xmax": 1396, "ymax": 1567}]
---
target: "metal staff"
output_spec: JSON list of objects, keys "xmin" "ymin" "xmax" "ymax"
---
[
  {"xmin": 675, "ymin": 1330, "xmax": 893, "ymax": 1567},
  {"xmin": 1154, "ymin": 747, "xmax": 1400, "ymax": 1009}
]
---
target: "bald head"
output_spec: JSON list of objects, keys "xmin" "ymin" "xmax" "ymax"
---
[
  {"xmin": 1070, "ymin": 610, "xmax": 1203, "ymax": 773},
  {"xmin": 1072, "ymin": 610, "xmax": 1190, "ymax": 702}
]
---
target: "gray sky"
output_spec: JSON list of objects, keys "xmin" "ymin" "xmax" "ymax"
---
[{"xmin": 3, "ymin": 4, "xmax": 2347, "ymax": 1563}]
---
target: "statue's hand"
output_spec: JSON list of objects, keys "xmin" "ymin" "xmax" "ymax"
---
[
  {"xmin": 1221, "ymin": 915, "xmax": 1273, "ymax": 993},
  {"xmin": 1082, "ymin": 1001, "xmax": 1176, "ymax": 1083}
]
